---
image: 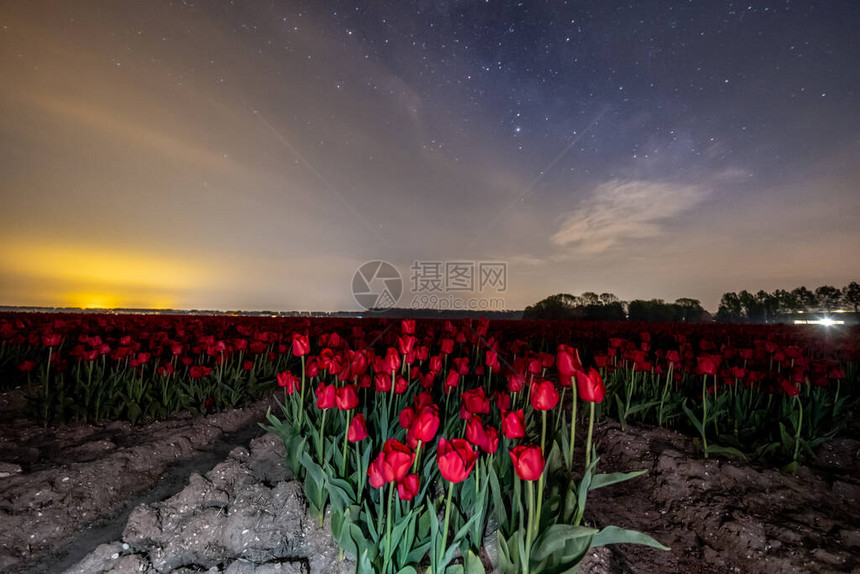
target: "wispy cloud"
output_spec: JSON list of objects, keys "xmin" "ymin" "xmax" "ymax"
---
[{"xmin": 551, "ymin": 179, "xmax": 707, "ymax": 253}]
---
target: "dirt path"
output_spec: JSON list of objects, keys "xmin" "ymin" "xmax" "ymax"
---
[
  {"xmin": 582, "ymin": 422, "xmax": 860, "ymax": 573},
  {"xmin": 0, "ymin": 389, "xmax": 277, "ymax": 573},
  {"xmin": 3, "ymin": 388, "xmax": 859, "ymax": 573}
]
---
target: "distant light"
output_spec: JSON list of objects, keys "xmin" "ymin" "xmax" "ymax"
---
[{"xmin": 793, "ymin": 318, "xmax": 844, "ymax": 326}]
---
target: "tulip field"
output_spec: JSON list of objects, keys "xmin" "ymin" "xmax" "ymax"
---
[{"xmin": 1, "ymin": 312, "xmax": 858, "ymax": 573}]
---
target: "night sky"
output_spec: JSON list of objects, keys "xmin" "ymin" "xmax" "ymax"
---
[{"xmin": 2, "ymin": 1, "xmax": 859, "ymax": 311}]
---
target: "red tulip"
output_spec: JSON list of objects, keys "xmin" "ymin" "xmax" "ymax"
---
[
  {"xmin": 305, "ymin": 358, "xmax": 320, "ymax": 377},
  {"xmin": 408, "ymin": 404, "xmax": 440, "ymax": 445},
  {"xmin": 18, "ymin": 360, "xmax": 37, "ymax": 373},
  {"xmin": 509, "ymin": 444, "xmax": 545, "ymax": 481},
  {"xmin": 414, "ymin": 391, "xmax": 434, "ymax": 409},
  {"xmin": 485, "ymin": 351, "xmax": 500, "ymax": 373},
  {"xmin": 557, "ymin": 345, "xmax": 583, "ymax": 382},
  {"xmin": 315, "ymin": 382, "xmax": 336, "ymax": 409},
  {"xmin": 348, "ymin": 413, "xmax": 369, "ymax": 442},
  {"xmin": 428, "ymin": 355, "xmax": 443, "ymax": 373},
  {"xmin": 529, "ymin": 379, "xmax": 559, "ymax": 411},
  {"xmin": 443, "ymin": 370, "xmax": 460, "ymax": 392},
  {"xmin": 437, "ymin": 438, "xmax": 478, "ymax": 483},
  {"xmin": 291, "ymin": 333, "xmax": 310, "ymax": 357},
  {"xmin": 335, "ymin": 385, "xmax": 359, "ymax": 410},
  {"xmin": 440, "ymin": 338, "xmax": 455, "ymax": 354},
  {"xmin": 466, "ymin": 415, "xmax": 499, "ymax": 453},
  {"xmin": 453, "ymin": 357, "xmax": 470, "ymax": 375},
  {"xmin": 399, "ymin": 406, "xmax": 416, "ymax": 429},
  {"xmin": 574, "ymin": 368, "xmax": 606, "ymax": 403},
  {"xmin": 502, "ymin": 409, "xmax": 526, "ymax": 439},
  {"xmin": 381, "ymin": 347, "xmax": 401, "ymax": 373},
  {"xmin": 420, "ymin": 372, "xmax": 435, "ymax": 389},
  {"xmin": 189, "ymin": 365, "xmax": 212, "ymax": 379},
  {"xmin": 349, "ymin": 351, "xmax": 369, "ymax": 378},
  {"xmin": 80, "ymin": 349, "xmax": 97, "ymax": 362},
  {"xmin": 540, "ymin": 352, "xmax": 555, "ymax": 369},
  {"xmin": 382, "ymin": 439, "xmax": 415, "ymax": 482},
  {"xmin": 374, "ymin": 372, "xmax": 392, "ymax": 393},
  {"xmin": 461, "ymin": 388, "xmax": 490, "ymax": 415},
  {"xmin": 697, "ymin": 355, "xmax": 720, "ymax": 376},
  {"xmin": 397, "ymin": 473, "xmax": 420, "ymax": 501},
  {"xmin": 401, "ymin": 319, "xmax": 416, "ymax": 335},
  {"xmin": 495, "ymin": 391, "xmax": 511, "ymax": 412},
  {"xmin": 42, "ymin": 334, "xmax": 62, "ymax": 347},
  {"xmin": 277, "ymin": 371, "xmax": 300, "ymax": 394},
  {"xmin": 394, "ymin": 375, "xmax": 409, "ymax": 394},
  {"xmin": 780, "ymin": 378, "xmax": 800, "ymax": 397},
  {"xmin": 368, "ymin": 453, "xmax": 386, "ymax": 488},
  {"xmin": 828, "ymin": 366, "xmax": 845, "ymax": 380},
  {"xmin": 506, "ymin": 372, "xmax": 525, "ymax": 393},
  {"xmin": 397, "ymin": 335, "xmax": 417, "ymax": 356}
]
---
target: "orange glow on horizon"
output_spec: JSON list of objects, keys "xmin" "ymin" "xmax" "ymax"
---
[{"xmin": 0, "ymin": 239, "xmax": 214, "ymax": 309}]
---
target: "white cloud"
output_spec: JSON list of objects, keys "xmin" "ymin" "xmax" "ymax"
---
[{"xmin": 551, "ymin": 179, "xmax": 707, "ymax": 253}]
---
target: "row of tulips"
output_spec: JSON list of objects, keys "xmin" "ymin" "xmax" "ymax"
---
[
  {"xmin": 2, "ymin": 314, "xmax": 857, "ymax": 571},
  {"xmin": 1, "ymin": 313, "xmax": 856, "ymax": 464},
  {"xmin": 264, "ymin": 321, "xmax": 669, "ymax": 573},
  {"xmin": 586, "ymin": 330, "xmax": 856, "ymax": 467}
]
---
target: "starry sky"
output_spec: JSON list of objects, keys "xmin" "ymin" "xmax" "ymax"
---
[{"xmin": 1, "ymin": 0, "xmax": 859, "ymax": 312}]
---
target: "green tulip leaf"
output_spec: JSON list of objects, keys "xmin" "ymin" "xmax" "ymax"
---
[
  {"xmin": 532, "ymin": 524, "xmax": 599, "ymax": 562},
  {"xmin": 589, "ymin": 469, "xmax": 648, "ymax": 491},
  {"xmin": 590, "ymin": 525, "xmax": 670, "ymax": 551},
  {"xmin": 463, "ymin": 548, "xmax": 486, "ymax": 574},
  {"xmin": 681, "ymin": 399, "xmax": 705, "ymax": 437}
]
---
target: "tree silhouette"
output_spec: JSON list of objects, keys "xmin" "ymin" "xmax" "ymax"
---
[
  {"xmin": 716, "ymin": 292, "xmax": 743, "ymax": 322},
  {"xmin": 815, "ymin": 285, "xmax": 843, "ymax": 312},
  {"xmin": 844, "ymin": 282, "xmax": 860, "ymax": 313},
  {"xmin": 792, "ymin": 286, "xmax": 818, "ymax": 310}
]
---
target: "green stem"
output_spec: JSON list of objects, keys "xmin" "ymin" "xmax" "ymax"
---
[
  {"xmin": 341, "ymin": 410, "xmax": 352, "ymax": 476},
  {"xmin": 412, "ymin": 440, "xmax": 423, "ymax": 473},
  {"xmin": 319, "ymin": 409, "xmax": 327, "ymax": 465},
  {"xmin": 524, "ymin": 480, "xmax": 535, "ymax": 574},
  {"xmin": 585, "ymin": 401, "xmax": 595, "ymax": 471},
  {"xmin": 44, "ymin": 347, "xmax": 52, "ymax": 428},
  {"xmin": 555, "ymin": 387, "xmax": 567, "ymax": 433},
  {"xmin": 658, "ymin": 363, "xmax": 672, "ymax": 427},
  {"xmin": 712, "ymin": 375, "xmax": 720, "ymax": 437},
  {"xmin": 793, "ymin": 396, "xmax": 803, "ymax": 463},
  {"xmin": 702, "ymin": 374, "xmax": 709, "ymax": 459},
  {"xmin": 355, "ymin": 443, "xmax": 365, "ymax": 502},
  {"xmin": 535, "ymin": 411, "xmax": 546, "ymax": 532},
  {"xmin": 568, "ymin": 382, "xmax": 578, "ymax": 469},
  {"xmin": 388, "ymin": 371, "xmax": 396, "ymax": 417},
  {"xmin": 385, "ymin": 482, "xmax": 394, "ymax": 573},
  {"xmin": 298, "ymin": 356, "xmax": 306, "ymax": 430},
  {"xmin": 440, "ymin": 480, "xmax": 455, "ymax": 563}
]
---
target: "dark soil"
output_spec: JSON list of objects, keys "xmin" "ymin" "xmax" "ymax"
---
[
  {"xmin": 581, "ymin": 421, "xmax": 860, "ymax": 574},
  {"xmin": 0, "ymin": 388, "xmax": 278, "ymax": 573},
  {"xmin": 2, "ymin": 387, "xmax": 858, "ymax": 573}
]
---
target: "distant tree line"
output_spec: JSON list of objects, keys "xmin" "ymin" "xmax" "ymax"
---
[
  {"xmin": 715, "ymin": 282, "xmax": 860, "ymax": 323},
  {"xmin": 522, "ymin": 292, "xmax": 709, "ymax": 323}
]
